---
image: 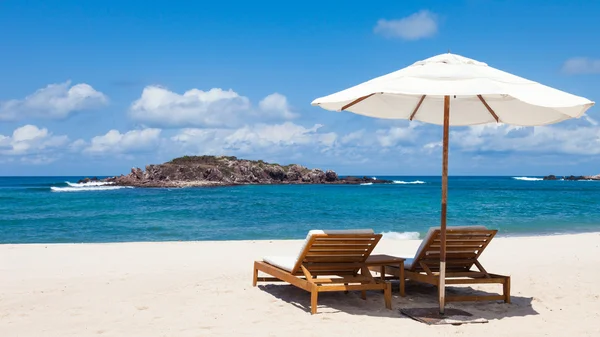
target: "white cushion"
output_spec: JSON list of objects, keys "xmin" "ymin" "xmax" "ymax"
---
[
  {"xmin": 263, "ymin": 229, "xmax": 375, "ymax": 272},
  {"xmin": 406, "ymin": 226, "xmax": 487, "ymax": 269},
  {"xmin": 263, "ymin": 256, "xmax": 297, "ymax": 272}
]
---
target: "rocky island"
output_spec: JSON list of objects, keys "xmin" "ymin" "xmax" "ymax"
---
[
  {"xmin": 543, "ymin": 174, "xmax": 600, "ymax": 181},
  {"xmin": 79, "ymin": 156, "xmax": 392, "ymax": 188}
]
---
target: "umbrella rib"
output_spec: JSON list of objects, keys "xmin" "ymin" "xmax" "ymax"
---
[
  {"xmin": 409, "ymin": 95, "xmax": 427, "ymax": 121},
  {"xmin": 477, "ymin": 95, "xmax": 500, "ymax": 123},
  {"xmin": 340, "ymin": 93, "xmax": 377, "ymax": 111}
]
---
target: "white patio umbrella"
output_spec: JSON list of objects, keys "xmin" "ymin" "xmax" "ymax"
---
[{"xmin": 311, "ymin": 53, "xmax": 594, "ymax": 313}]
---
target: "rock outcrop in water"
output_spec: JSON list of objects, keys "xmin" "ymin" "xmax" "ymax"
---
[
  {"xmin": 81, "ymin": 156, "xmax": 392, "ymax": 188},
  {"xmin": 78, "ymin": 177, "xmax": 102, "ymax": 184},
  {"xmin": 543, "ymin": 174, "xmax": 600, "ymax": 181}
]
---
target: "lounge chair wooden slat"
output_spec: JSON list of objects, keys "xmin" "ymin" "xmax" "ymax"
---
[
  {"xmin": 433, "ymin": 238, "xmax": 492, "ymax": 243},
  {"xmin": 253, "ymin": 232, "xmax": 392, "ymax": 314},
  {"xmin": 317, "ymin": 284, "xmax": 389, "ymax": 292},
  {"xmin": 444, "ymin": 271, "xmax": 489, "ymax": 277},
  {"xmin": 444, "ymin": 231, "xmax": 492, "ymax": 235},
  {"xmin": 309, "ymin": 245, "xmax": 371, "ymax": 250},
  {"xmin": 421, "ymin": 253, "xmax": 479, "ymax": 259},
  {"xmin": 447, "ymin": 295, "xmax": 505, "ymax": 302},
  {"xmin": 301, "ymin": 262, "xmax": 365, "ymax": 270},
  {"xmin": 326, "ymin": 233, "xmax": 377, "ymax": 236},
  {"xmin": 446, "ymin": 277, "xmax": 508, "ymax": 284},
  {"xmin": 428, "ymin": 246, "xmax": 483, "ymax": 251},
  {"xmin": 303, "ymin": 270, "xmax": 358, "ymax": 275},
  {"xmin": 313, "ymin": 241, "xmax": 375, "ymax": 244},
  {"xmin": 305, "ymin": 250, "xmax": 368, "ymax": 256},
  {"xmin": 253, "ymin": 261, "xmax": 312, "ymax": 292},
  {"xmin": 304, "ymin": 256, "xmax": 367, "ymax": 263},
  {"xmin": 311, "ymin": 276, "xmax": 372, "ymax": 284}
]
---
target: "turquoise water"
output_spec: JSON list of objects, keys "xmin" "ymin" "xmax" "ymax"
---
[{"xmin": 1, "ymin": 176, "xmax": 599, "ymax": 243}]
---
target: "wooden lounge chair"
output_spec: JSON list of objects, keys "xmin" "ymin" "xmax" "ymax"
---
[
  {"xmin": 253, "ymin": 229, "xmax": 392, "ymax": 314},
  {"xmin": 380, "ymin": 226, "xmax": 510, "ymax": 303}
]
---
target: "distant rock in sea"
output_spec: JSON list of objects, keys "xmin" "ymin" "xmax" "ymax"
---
[
  {"xmin": 78, "ymin": 177, "xmax": 102, "ymax": 184},
  {"xmin": 543, "ymin": 174, "xmax": 600, "ymax": 181},
  {"xmin": 79, "ymin": 156, "xmax": 393, "ymax": 188}
]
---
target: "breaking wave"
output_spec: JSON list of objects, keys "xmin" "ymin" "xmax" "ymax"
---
[
  {"xmin": 360, "ymin": 182, "xmax": 373, "ymax": 186},
  {"xmin": 65, "ymin": 181, "xmax": 113, "ymax": 187},
  {"xmin": 51, "ymin": 186, "xmax": 133, "ymax": 192},
  {"xmin": 512, "ymin": 177, "xmax": 544, "ymax": 181},
  {"xmin": 381, "ymin": 231, "xmax": 421, "ymax": 240},
  {"xmin": 393, "ymin": 180, "xmax": 425, "ymax": 184}
]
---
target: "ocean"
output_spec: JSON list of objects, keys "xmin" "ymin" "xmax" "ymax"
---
[{"xmin": 1, "ymin": 176, "xmax": 599, "ymax": 243}]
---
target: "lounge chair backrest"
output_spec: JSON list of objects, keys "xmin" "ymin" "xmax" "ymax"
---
[
  {"xmin": 291, "ymin": 229, "xmax": 381, "ymax": 275},
  {"xmin": 409, "ymin": 226, "xmax": 496, "ymax": 272}
]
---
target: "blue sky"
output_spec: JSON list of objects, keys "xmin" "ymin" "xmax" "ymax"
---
[{"xmin": 0, "ymin": 0, "xmax": 599, "ymax": 176}]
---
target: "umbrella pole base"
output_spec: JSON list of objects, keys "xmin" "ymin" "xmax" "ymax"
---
[{"xmin": 439, "ymin": 261, "xmax": 446, "ymax": 314}]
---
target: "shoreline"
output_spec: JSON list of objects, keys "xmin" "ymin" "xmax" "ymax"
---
[{"xmin": 2, "ymin": 230, "xmax": 599, "ymax": 246}]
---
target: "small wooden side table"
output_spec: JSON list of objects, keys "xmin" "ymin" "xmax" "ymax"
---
[{"xmin": 365, "ymin": 254, "xmax": 406, "ymax": 297}]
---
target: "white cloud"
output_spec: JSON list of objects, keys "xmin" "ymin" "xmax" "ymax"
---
[
  {"xmin": 69, "ymin": 139, "xmax": 87, "ymax": 152},
  {"xmin": 129, "ymin": 86, "xmax": 297, "ymax": 128},
  {"xmin": 322, "ymin": 119, "xmax": 600, "ymax": 171},
  {"xmin": 226, "ymin": 122, "xmax": 336, "ymax": 150},
  {"xmin": 129, "ymin": 86, "xmax": 250, "ymax": 128},
  {"xmin": 299, "ymin": 125, "xmax": 423, "ymax": 166},
  {"xmin": 341, "ymin": 130, "xmax": 366, "ymax": 144},
  {"xmin": 258, "ymin": 93, "xmax": 298, "ymax": 119},
  {"xmin": 170, "ymin": 128, "xmax": 230, "ymax": 155},
  {"xmin": 562, "ymin": 57, "xmax": 600, "ymax": 75},
  {"xmin": 84, "ymin": 128, "xmax": 162, "ymax": 154},
  {"xmin": 0, "ymin": 125, "xmax": 69, "ymax": 157},
  {"xmin": 20, "ymin": 155, "xmax": 58, "ymax": 165},
  {"xmin": 376, "ymin": 126, "xmax": 416, "ymax": 147},
  {"xmin": 451, "ymin": 123, "xmax": 600, "ymax": 155},
  {"xmin": 171, "ymin": 122, "xmax": 337, "ymax": 155},
  {"xmin": 584, "ymin": 115, "xmax": 598, "ymax": 126},
  {"xmin": 423, "ymin": 141, "xmax": 442, "ymax": 150},
  {"xmin": 0, "ymin": 81, "xmax": 108, "ymax": 121},
  {"xmin": 339, "ymin": 125, "xmax": 420, "ymax": 148},
  {"xmin": 374, "ymin": 10, "xmax": 438, "ymax": 40}
]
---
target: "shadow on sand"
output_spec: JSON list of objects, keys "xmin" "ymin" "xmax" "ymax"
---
[{"xmin": 258, "ymin": 280, "xmax": 538, "ymax": 320}]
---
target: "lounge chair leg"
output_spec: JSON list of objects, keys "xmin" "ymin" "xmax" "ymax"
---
[
  {"xmin": 361, "ymin": 290, "xmax": 367, "ymax": 300},
  {"xmin": 252, "ymin": 264, "xmax": 258, "ymax": 287},
  {"xmin": 310, "ymin": 288, "xmax": 318, "ymax": 315},
  {"xmin": 384, "ymin": 282, "xmax": 392, "ymax": 310},
  {"xmin": 504, "ymin": 276, "xmax": 511, "ymax": 304},
  {"xmin": 344, "ymin": 283, "xmax": 349, "ymax": 294}
]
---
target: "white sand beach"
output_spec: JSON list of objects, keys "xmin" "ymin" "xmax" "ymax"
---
[{"xmin": 1, "ymin": 233, "xmax": 600, "ymax": 337}]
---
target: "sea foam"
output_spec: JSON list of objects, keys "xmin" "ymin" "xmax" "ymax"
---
[
  {"xmin": 66, "ymin": 181, "xmax": 113, "ymax": 187},
  {"xmin": 513, "ymin": 177, "xmax": 544, "ymax": 181},
  {"xmin": 381, "ymin": 231, "xmax": 421, "ymax": 240},
  {"xmin": 360, "ymin": 182, "xmax": 373, "ymax": 186},
  {"xmin": 51, "ymin": 186, "xmax": 132, "ymax": 192},
  {"xmin": 393, "ymin": 180, "xmax": 425, "ymax": 184}
]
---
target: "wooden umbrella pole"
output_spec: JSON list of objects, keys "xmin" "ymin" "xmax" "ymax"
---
[{"xmin": 439, "ymin": 95, "xmax": 450, "ymax": 314}]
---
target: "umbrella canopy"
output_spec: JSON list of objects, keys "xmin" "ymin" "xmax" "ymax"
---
[
  {"xmin": 312, "ymin": 53, "xmax": 593, "ymax": 126},
  {"xmin": 311, "ymin": 53, "xmax": 594, "ymax": 314}
]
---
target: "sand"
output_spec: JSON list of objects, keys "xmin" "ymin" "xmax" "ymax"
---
[{"xmin": 1, "ymin": 233, "xmax": 600, "ymax": 336}]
